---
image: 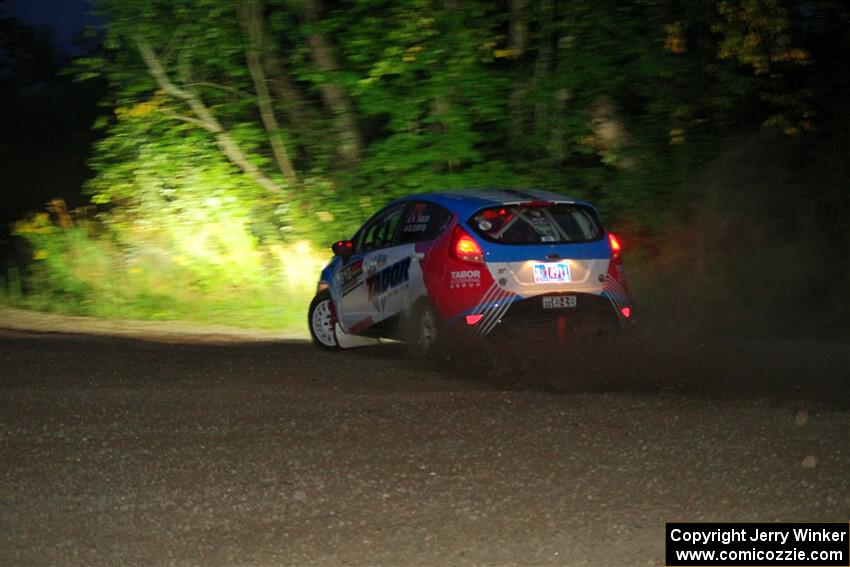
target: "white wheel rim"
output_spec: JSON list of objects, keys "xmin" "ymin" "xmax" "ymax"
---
[{"xmin": 312, "ymin": 299, "xmax": 337, "ymax": 347}]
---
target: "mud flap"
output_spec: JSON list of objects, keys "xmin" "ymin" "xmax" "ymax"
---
[{"xmin": 334, "ymin": 323, "xmax": 380, "ymax": 349}]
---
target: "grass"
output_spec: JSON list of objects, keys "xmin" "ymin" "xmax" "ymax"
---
[{"xmin": 1, "ymin": 269, "xmax": 311, "ymax": 332}]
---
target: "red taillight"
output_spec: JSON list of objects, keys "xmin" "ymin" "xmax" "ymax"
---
[
  {"xmin": 451, "ymin": 225, "xmax": 484, "ymax": 264},
  {"xmin": 608, "ymin": 233, "xmax": 621, "ymax": 253},
  {"xmin": 620, "ymin": 306, "xmax": 631, "ymax": 319},
  {"xmin": 465, "ymin": 314, "xmax": 483, "ymax": 325}
]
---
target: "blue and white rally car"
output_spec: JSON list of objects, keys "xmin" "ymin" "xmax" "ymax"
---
[{"xmin": 308, "ymin": 189, "xmax": 634, "ymax": 356}]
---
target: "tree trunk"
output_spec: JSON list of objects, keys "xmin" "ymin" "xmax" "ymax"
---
[
  {"xmin": 508, "ymin": 0, "xmax": 529, "ymax": 149},
  {"xmin": 302, "ymin": 0, "xmax": 362, "ymax": 163},
  {"xmin": 532, "ymin": 0, "xmax": 554, "ymax": 135},
  {"xmin": 509, "ymin": 0, "xmax": 527, "ymax": 57},
  {"xmin": 261, "ymin": 36, "xmax": 327, "ymax": 166},
  {"xmin": 236, "ymin": 0, "xmax": 299, "ymax": 188}
]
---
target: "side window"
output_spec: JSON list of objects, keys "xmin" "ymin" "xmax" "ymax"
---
[
  {"xmin": 356, "ymin": 205, "xmax": 405, "ymax": 253},
  {"xmin": 397, "ymin": 202, "xmax": 451, "ymax": 244}
]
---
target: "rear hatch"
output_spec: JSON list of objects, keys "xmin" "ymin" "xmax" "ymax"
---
[{"xmin": 467, "ymin": 202, "xmax": 610, "ymax": 295}]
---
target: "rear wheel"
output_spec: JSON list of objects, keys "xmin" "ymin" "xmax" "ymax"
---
[
  {"xmin": 407, "ymin": 300, "xmax": 443, "ymax": 360},
  {"xmin": 308, "ymin": 291, "xmax": 339, "ymax": 350}
]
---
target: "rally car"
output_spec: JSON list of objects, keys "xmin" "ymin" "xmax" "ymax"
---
[{"xmin": 308, "ymin": 189, "xmax": 634, "ymax": 357}]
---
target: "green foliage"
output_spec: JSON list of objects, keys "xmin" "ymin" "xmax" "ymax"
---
[
  {"xmin": 83, "ymin": 0, "xmax": 814, "ymax": 233},
  {"xmin": 12, "ymin": 0, "xmax": 836, "ymax": 331},
  {"xmin": 12, "ymin": 210, "xmax": 325, "ymax": 328}
]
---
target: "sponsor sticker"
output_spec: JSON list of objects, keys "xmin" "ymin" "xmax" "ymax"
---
[
  {"xmin": 340, "ymin": 259, "xmax": 364, "ymax": 296},
  {"xmin": 368, "ymin": 253, "xmax": 388, "ymax": 274},
  {"xmin": 366, "ymin": 257, "xmax": 411, "ymax": 311},
  {"xmin": 403, "ymin": 218, "xmax": 430, "ymax": 233},
  {"xmin": 450, "ymin": 269, "xmax": 481, "ymax": 289},
  {"xmin": 403, "ymin": 204, "xmax": 431, "ymax": 233}
]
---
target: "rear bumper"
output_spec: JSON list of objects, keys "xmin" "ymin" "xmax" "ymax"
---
[{"xmin": 456, "ymin": 291, "xmax": 634, "ymax": 338}]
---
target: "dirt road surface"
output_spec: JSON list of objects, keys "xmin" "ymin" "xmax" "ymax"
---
[{"xmin": 1, "ymin": 318, "xmax": 848, "ymax": 565}]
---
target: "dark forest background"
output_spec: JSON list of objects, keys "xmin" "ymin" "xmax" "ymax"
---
[{"xmin": 2, "ymin": 0, "xmax": 848, "ymax": 336}]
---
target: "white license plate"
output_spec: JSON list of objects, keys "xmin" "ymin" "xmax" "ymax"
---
[
  {"xmin": 542, "ymin": 295, "xmax": 577, "ymax": 309},
  {"xmin": 533, "ymin": 262, "xmax": 571, "ymax": 284}
]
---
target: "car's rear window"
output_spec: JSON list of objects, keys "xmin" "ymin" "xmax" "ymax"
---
[{"xmin": 468, "ymin": 203, "xmax": 602, "ymax": 244}]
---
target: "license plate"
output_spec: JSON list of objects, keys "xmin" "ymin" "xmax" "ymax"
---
[
  {"xmin": 543, "ymin": 295, "xmax": 577, "ymax": 309},
  {"xmin": 533, "ymin": 262, "xmax": 571, "ymax": 284}
]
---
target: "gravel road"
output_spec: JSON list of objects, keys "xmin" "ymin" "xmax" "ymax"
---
[{"xmin": 1, "ymin": 327, "xmax": 848, "ymax": 566}]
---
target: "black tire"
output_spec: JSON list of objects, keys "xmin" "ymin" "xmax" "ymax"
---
[
  {"xmin": 308, "ymin": 290, "xmax": 340, "ymax": 350},
  {"xmin": 406, "ymin": 300, "xmax": 444, "ymax": 360}
]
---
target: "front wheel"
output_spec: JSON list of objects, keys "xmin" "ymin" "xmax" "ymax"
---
[{"xmin": 308, "ymin": 291, "xmax": 339, "ymax": 350}]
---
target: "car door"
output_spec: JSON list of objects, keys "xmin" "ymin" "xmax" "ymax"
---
[
  {"xmin": 335, "ymin": 204, "xmax": 409, "ymax": 333},
  {"xmin": 394, "ymin": 200, "xmax": 451, "ymax": 310}
]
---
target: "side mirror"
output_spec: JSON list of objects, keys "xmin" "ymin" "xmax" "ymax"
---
[{"xmin": 332, "ymin": 240, "xmax": 354, "ymax": 257}]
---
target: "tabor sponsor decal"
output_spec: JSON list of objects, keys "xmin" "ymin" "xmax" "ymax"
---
[{"xmin": 450, "ymin": 269, "xmax": 481, "ymax": 289}]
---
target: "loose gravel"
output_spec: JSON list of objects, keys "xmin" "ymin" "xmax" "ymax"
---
[{"xmin": 0, "ymin": 315, "xmax": 848, "ymax": 566}]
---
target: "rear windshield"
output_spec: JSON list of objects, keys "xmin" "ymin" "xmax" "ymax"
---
[{"xmin": 468, "ymin": 203, "xmax": 602, "ymax": 244}]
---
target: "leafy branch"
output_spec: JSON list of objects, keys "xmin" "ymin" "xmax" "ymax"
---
[{"xmin": 133, "ymin": 34, "xmax": 287, "ymax": 195}]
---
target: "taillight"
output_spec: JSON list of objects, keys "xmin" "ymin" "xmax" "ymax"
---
[
  {"xmin": 604, "ymin": 232, "xmax": 630, "ymax": 294},
  {"xmin": 450, "ymin": 225, "xmax": 484, "ymax": 264},
  {"xmin": 608, "ymin": 233, "xmax": 622, "ymax": 259}
]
